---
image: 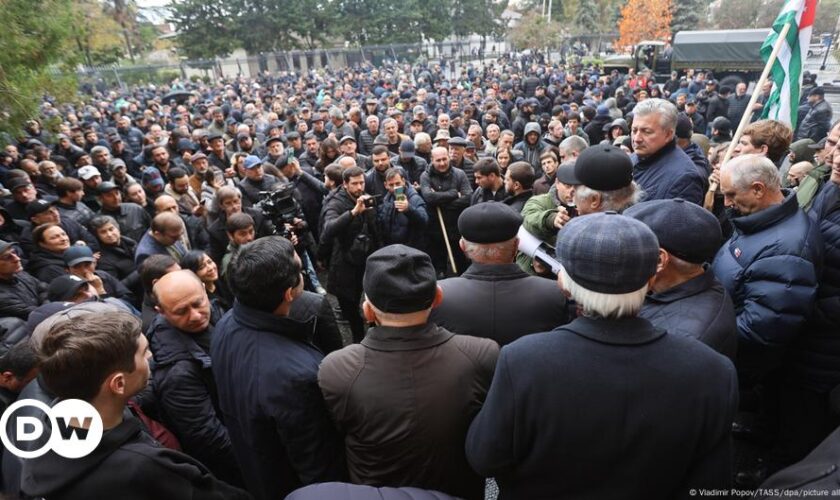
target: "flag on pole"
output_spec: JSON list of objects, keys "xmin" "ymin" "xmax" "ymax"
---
[{"xmin": 760, "ymin": 0, "xmax": 818, "ymax": 128}]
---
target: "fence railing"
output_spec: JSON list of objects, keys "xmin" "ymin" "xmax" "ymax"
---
[{"xmin": 71, "ymin": 33, "xmax": 620, "ymax": 89}]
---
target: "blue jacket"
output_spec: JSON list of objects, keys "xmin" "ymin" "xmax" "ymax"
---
[
  {"xmin": 632, "ymin": 140, "xmax": 706, "ymax": 205},
  {"xmin": 376, "ymin": 184, "xmax": 428, "ymax": 248},
  {"xmin": 211, "ymin": 302, "xmax": 345, "ymax": 500},
  {"xmin": 790, "ymin": 182, "xmax": 840, "ymax": 392},
  {"xmin": 712, "ymin": 192, "xmax": 822, "ymax": 380}
]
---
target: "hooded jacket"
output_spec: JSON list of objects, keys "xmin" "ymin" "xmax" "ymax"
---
[
  {"xmin": 20, "ymin": 413, "xmax": 251, "ymax": 500},
  {"xmin": 513, "ymin": 123, "xmax": 550, "ymax": 178}
]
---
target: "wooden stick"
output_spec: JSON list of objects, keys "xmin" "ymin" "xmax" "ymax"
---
[{"xmin": 436, "ymin": 207, "xmax": 458, "ymax": 275}]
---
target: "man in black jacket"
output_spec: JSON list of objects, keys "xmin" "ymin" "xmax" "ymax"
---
[
  {"xmin": 21, "ymin": 311, "xmax": 250, "ymax": 500},
  {"xmin": 0, "ymin": 240, "xmax": 44, "ymax": 320},
  {"xmin": 321, "ymin": 167, "xmax": 380, "ymax": 342},
  {"xmin": 466, "ymin": 212, "xmax": 738, "ymax": 499},
  {"xmin": 97, "ymin": 181, "xmax": 151, "ymax": 243},
  {"xmin": 420, "ymin": 147, "xmax": 472, "ymax": 277},
  {"xmin": 148, "ymin": 270, "xmax": 243, "ymax": 486},
  {"xmin": 430, "ymin": 202, "xmax": 567, "ymax": 345},
  {"xmin": 625, "ymin": 198, "xmax": 737, "ymax": 360}
]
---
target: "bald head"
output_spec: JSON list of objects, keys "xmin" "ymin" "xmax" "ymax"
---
[
  {"xmin": 431, "ymin": 146, "xmax": 450, "ymax": 172},
  {"xmin": 155, "ymin": 194, "xmax": 178, "ymax": 214},
  {"xmin": 153, "ymin": 270, "xmax": 210, "ymax": 333}
]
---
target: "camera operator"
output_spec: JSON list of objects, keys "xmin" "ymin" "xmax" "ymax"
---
[
  {"xmin": 321, "ymin": 166, "xmax": 382, "ymax": 342},
  {"xmin": 257, "ymin": 183, "xmax": 326, "ymax": 295},
  {"xmin": 238, "ymin": 155, "xmax": 281, "ymax": 208}
]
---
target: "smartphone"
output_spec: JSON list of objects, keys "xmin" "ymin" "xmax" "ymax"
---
[{"xmin": 394, "ymin": 186, "xmax": 406, "ymax": 202}]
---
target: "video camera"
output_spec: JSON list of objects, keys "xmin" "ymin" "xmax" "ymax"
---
[{"xmin": 258, "ymin": 184, "xmax": 302, "ymax": 240}]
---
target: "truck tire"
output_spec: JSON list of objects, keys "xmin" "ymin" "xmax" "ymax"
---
[{"xmin": 720, "ymin": 75, "xmax": 746, "ymax": 90}]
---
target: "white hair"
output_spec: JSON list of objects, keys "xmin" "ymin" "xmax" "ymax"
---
[
  {"xmin": 560, "ymin": 267, "xmax": 648, "ymax": 319},
  {"xmin": 559, "ymin": 136, "xmax": 588, "ymax": 155},
  {"xmin": 632, "ymin": 98, "xmax": 677, "ymax": 131},
  {"xmin": 573, "ymin": 182, "xmax": 643, "ymax": 212},
  {"xmin": 722, "ymin": 153, "xmax": 781, "ymax": 191},
  {"xmin": 414, "ymin": 132, "xmax": 431, "ymax": 146}
]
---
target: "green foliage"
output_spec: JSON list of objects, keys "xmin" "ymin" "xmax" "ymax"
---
[
  {"xmin": 574, "ymin": 2, "xmax": 599, "ymax": 34},
  {"xmin": 170, "ymin": 0, "xmax": 508, "ymax": 55},
  {"xmin": 0, "ymin": 0, "xmax": 78, "ymax": 138},
  {"xmin": 670, "ymin": 0, "xmax": 704, "ymax": 34},
  {"xmin": 509, "ymin": 12, "xmax": 565, "ymax": 49},
  {"xmin": 708, "ymin": 0, "xmax": 785, "ymax": 30},
  {"xmin": 169, "ymin": 0, "xmax": 239, "ymax": 59},
  {"xmin": 813, "ymin": 0, "xmax": 840, "ymax": 37}
]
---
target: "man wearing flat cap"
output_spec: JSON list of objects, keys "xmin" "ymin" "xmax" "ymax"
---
[
  {"xmin": 466, "ymin": 212, "xmax": 738, "ymax": 498},
  {"xmin": 430, "ymin": 202, "xmax": 568, "ymax": 346},
  {"xmin": 318, "ymin": 244, "xmax": 498, "ymax": 500},
  {"xmin": 518, "ymin": 145, "xmax": 639, "ymax": 275},
  {"xmin": 625, "ymin": 198, "xmax": 737, "ymax": 360}
]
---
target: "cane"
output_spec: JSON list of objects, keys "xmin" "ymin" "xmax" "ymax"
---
[{"xmin": 436, "ymin": 207, "xmax": 458, "ymax": 275}]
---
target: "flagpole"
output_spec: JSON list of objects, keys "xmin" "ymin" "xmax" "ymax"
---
[{"xmin": 721, "ymin": 21, "xmax": 793, "ymax": 166}]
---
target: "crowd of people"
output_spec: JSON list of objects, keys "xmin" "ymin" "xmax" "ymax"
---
[{"xmin": 0, "ymin": 54, "xmax": 839, "ymax": 499}]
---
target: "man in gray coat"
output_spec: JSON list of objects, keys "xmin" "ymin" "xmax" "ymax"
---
[
  {"xmin": 625, "ymin": 198, "xmax": 737, "ymax": 360},
  {"xmin": 430, "ymin": 202, "xmax": 568, "ymax": 345}
]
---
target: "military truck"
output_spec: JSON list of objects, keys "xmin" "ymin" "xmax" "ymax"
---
[{"xmin": 602, "ymin": 29, "xmax": 770, "ymax": 89}]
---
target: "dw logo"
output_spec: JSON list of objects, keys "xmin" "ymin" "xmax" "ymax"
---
[{"xmin": 0, "ymin": 399, "xmax": 103, "ymax": 459}]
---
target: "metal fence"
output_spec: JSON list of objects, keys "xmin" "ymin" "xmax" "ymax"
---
[
  {"xmin": 73, "ymin": 33, "xmax": 621, "ymax": 89},
  {"xmin": 75, "ymin": 39, "xmax": 515, "ymax": 88}
]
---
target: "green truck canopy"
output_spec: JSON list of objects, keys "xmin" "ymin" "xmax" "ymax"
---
[{"xmin": 671, "ymin": 29, "xmax": 770, "ymax": 70}]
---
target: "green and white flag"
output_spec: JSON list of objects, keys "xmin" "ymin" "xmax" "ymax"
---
[{"xmin": 760, "ymin": 0, "xmax": 817, "ymax": 128}]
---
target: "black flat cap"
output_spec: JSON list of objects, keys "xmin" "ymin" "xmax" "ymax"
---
[
  {"xmin": 447, "ymin": 137, "xmax": 469, "ymax": 147},
  {"xmin": 266, "ymin": 136, "xmax": 284, "ymax": 145},
  {"xmin": 458, "ymin": 202, "xmax": 523, "ymax": 244},
  {"xmin": 363, "ymin": 244, "xmax": 437, "ymax": 314},
  {"xmin": 623, "ymin": 198, "xmax": 722, "ymax": 264},
  {"xmin": 565, "ymin": 144, "xmax": 633, "ymax": 191}
]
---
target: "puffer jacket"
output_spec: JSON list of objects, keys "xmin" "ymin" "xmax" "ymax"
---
[
  {"xmin": 419, "ymin": 165, "xmax": 472, "ymax": 237},
  {"xmin": 790, "ymin": 181, "xmax": 840, "ymax": 392},
  {"xmin": 376, "ymin": 184, "xmax": 428, "ymax": 249},
  {"xmin": 711, "ymin": 191, "xmax": 822, "ymax": 380},
  {"xmin": 0, "ymin": 271, "xmax": 45, "ymax": 320},
  {"xmin": 148, "ymin": 316, "xmax": 242, "ymax": 487}
]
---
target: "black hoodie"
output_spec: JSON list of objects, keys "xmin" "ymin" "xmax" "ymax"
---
[{"xmin": 21, "ymin": 412, "xmax": 251, "ymax": 500}]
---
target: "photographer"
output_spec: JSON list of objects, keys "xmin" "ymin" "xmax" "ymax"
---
[
  {"xmin": 377, "ymin": 168, "xmax": 428, "ymax": 250},
  {"xmin": 321, "ymin": 166, "xmax": 381, "ymax": 342}
]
